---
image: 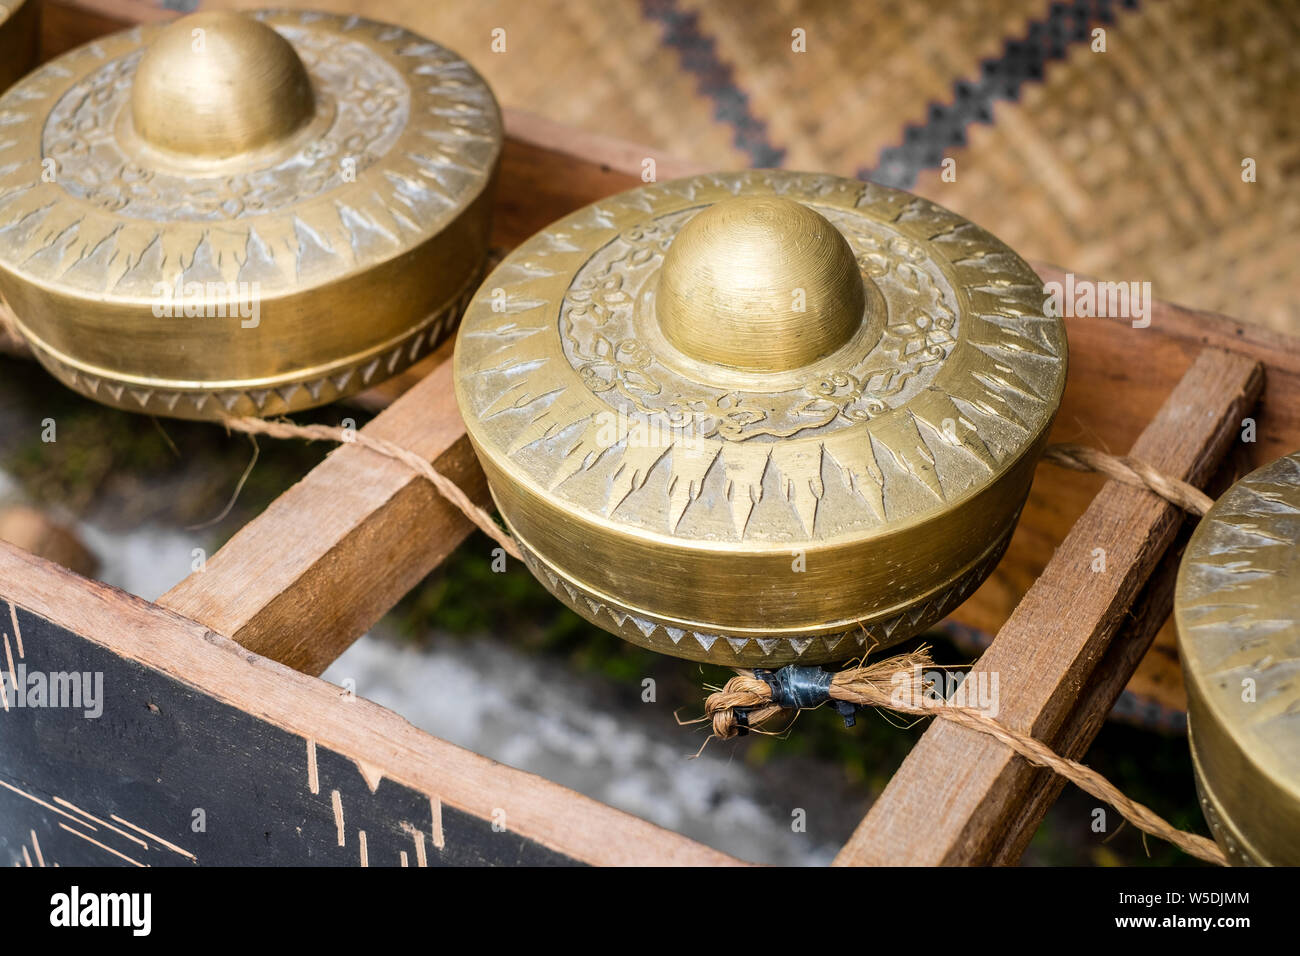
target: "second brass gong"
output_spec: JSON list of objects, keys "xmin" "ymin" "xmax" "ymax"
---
[
  {"xmin": 1176, "ymin": 451, "xmax": 1300, "ymax": 865},
  {"xmin": 0, "ymin": 9, "xmax": 501, "ymax": 419},
  {"xmin": 456, "ymin": 171, "xmax": 1067, "ymax": 667}
]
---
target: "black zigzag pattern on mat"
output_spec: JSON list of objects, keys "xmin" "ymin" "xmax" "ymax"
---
[
  {"xmin": 641, "ymin": 0, "xmax": 786, "ymax": 168},
  {"xmin": 862, "ymin": 0, "xmax": 1138, "ymax": 188}
]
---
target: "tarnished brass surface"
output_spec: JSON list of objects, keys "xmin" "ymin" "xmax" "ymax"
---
[
  {"xmin": 0, "ymin": 1, "xmax": 38, "ymax": 95},
  {"xmin": 0, "ymin": 9, "xmax": 501, "ymax": 419},
  {"xmin": 455, "ymin": 171, "xmax": 1067, "ymax": 666},
  {"xmin": 1176, "ymin": 451, "xmax": 1300, "ymax": 866}
]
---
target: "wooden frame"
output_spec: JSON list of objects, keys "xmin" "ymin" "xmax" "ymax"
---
[{"xmin": 2, "ymin": 0, "xmax": 1297, "ymax": 867}]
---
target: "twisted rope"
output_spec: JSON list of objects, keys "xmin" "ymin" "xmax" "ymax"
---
[
  {"xmin": 220, "ymin": 416, "xmax": 522, "ymax": 560},
  {"xmin": 696, "ymin": 652, "xmax": 1227, "ymax": 866},
  {"xmin": 1042, "ymin": 442, "xmax": 1214, "ymax": 516}
]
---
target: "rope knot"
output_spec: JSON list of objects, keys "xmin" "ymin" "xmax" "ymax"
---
[{"xmin": 700, "ymin": 648, "xmax": 937, "ymax": 741}]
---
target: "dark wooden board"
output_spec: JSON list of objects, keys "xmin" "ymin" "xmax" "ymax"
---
[
  {"xmin": 0, "ymin": 605, "xmax": 575, "ymax": 867},
  {"xmin": 0, "ymin": 543, "xmax": 741, "ymax": 866}
]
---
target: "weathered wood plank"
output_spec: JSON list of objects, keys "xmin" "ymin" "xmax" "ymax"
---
[
  {"xmin": 39, "ymin": 0, "xmax": 172, "ymax": 57},
  {"xmin": 832, "ymin": 348, "xmax": 1263, "ymax": 866},
  {"xmin": 986, "ymin": 529, "xmax": 1189, "ymax": 864},
  {"xmin": 0, "ymin": 542, "xmax": 741, "ymax": 866}
]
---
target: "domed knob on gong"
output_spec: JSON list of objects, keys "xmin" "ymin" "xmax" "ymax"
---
[
  {"xmin": 0, "ymin": 9, "xmax": 502, "ymax": 420},
  {"xmin": 130, "ymin": 13, "xmax": 316, "ymax": 159},
  {"xmin": 656, "ymin": 197, "xmax": 865, "ymax": 372},
  {"xmin": 455, "ymin": 171, "xmax": 1068, "ymax": 667}
]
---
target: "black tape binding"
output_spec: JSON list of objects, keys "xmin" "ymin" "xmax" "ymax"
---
[
  {"xmin": 750, "ymin": 665, "xmax": 859, "ymax": 728},
  {"xmin": 755, "ymin": 665, "xmax": 833, "ymax": 709}
]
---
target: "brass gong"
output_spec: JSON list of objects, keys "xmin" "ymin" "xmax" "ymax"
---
[
  {"xmin": 455, "ymin": 171, "xmax": 1067, "ymax": 666},
  {"xmin": 1176, "ymin": 451, "xmax": 1300, "ymax": 866},
  {"xmin": 0, "ymin": 9, "xmax": 501, "ymax": 419},
  {"xmin": 0, "ymin": 0, "xmax": 38, "ymax": 94}
]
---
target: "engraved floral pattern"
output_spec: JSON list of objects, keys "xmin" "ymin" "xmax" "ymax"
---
[
  {"xmin": 41, "ymin": 29, "xmax": 412, "ymax": 222},
  {"xmin": 558, "ymin": 205, "xmax": 962, "ymax": 441}
]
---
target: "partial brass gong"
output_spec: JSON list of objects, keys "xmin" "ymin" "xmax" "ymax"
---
[
  {"xmin": 0, "ymin": 9, "xmax": 501, "ymax": 419},
  {"xmin": 1176, "ymin": 451, "xmax": 1300, "ymax": 866},
  {"xmin": 455, "ymin": 171, "xmax": 1068, "ymax": 666},
  {"xmin": 0, "ymin": 0, "xmax": 38, "ymax": 94}
]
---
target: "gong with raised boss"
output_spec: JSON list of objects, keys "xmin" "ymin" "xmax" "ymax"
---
[
  {"xmin": 0, "ymin": 9, "xmax": 502, "ymax": 419},
  {"xmin": 456, "ymin": 171, "xmax": 1067, "ymax": 667}
]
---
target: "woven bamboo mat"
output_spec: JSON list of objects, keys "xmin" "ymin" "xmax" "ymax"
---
[
  {"xmin": 908, "ymin": 0, "xmax": 1300, "ymax": 335},
  {"xmin": 200, "ymin": 0, "xmax": 1296, "ymax": 335}
]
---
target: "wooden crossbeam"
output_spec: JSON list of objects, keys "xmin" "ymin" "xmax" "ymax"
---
[
  {"xmin": 985, "ymin": 528, "xmax": 1188, "ymax": 863},
  {"xmin": 833, "ymin": 348, "xmax": 1263, "ymax": 866}
]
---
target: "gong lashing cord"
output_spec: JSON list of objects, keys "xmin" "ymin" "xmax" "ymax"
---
[{"xmin": 694, "ymin": 654, "xmax": 1227, "ymax": 866}]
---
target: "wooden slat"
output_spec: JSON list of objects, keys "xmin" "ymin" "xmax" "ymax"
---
[
  {"xmin": 39, "ymin": 0, "xmax": 173, "ymax": 57},
  {"xmin": 502, "ymin": 107, "xmax": 708, "ymax": 182},
  {"xmin": 987, "ymin": 529, "xmax": 1188, "ymax": 863},
  {"xmin": 833, "ymin": 348, "xmax": 1263, "ymax": 866},
  {"xmin": 1, "ymin": 541, "xmax": 740, "ymax": 866}
]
